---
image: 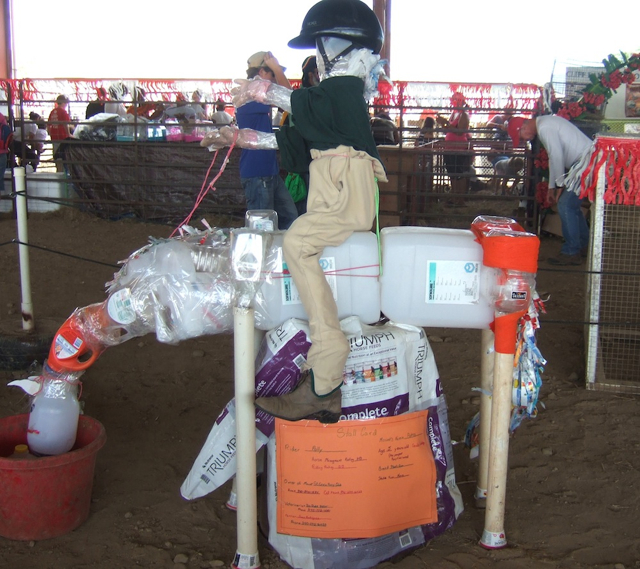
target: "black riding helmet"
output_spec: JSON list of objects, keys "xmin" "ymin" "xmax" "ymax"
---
[{"xmin": 288, "ymin": 0, "xmax": 384, "ymax": 55}]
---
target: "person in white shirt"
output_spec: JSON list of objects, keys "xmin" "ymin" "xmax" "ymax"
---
[
  {"xmin": 104, "ymin": 83, "xmax": 128, "ymax": 117},
  {"xmin": 509, "ymin": 114, "xmax": 592, "ymax": 266},
  {"xmin": 210, "ymin": 99, "xmax": 234, "ymax": 125},
  {"xmin": 189, "ymin": 90, "xmax": 208, "ymax": 120},
  {"xmin": 12, "ymin": 119, "xmax": 45, "ymax": 171}
]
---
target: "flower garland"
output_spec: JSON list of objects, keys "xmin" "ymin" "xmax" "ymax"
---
[
  {"xmin": 534, "ymin": 148, "xmax": 551, "ymax": 208},
  {"xmin": 535, "ymin": 52, "xmax": 640, "ymax": 207},
  {"xmin": 556, "ymin": 52, "xmax": 640, "ymax": 120}
]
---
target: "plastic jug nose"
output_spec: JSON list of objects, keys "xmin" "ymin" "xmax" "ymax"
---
[{"xmin": 48, "ymin": 317, "xmax": 103, "ymax": 373}]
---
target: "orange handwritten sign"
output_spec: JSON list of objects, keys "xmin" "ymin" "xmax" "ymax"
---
[{"xmin": 275, "ymin": 410, "xmax": 437, "ymax": 539}]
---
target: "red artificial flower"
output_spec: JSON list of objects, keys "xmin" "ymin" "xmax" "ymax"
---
[
  {"xmin": 566, "ymin": 101, "xmax": 586, "ymax": 118},
  {"xmin": 602, "ymin": 70, "xmax": 623, "ymax": 90},
  {"xmin": 536, "ymin": 181, "xmax": 551, "ymax": 209},
  {"xmin": 627, "ymin": 54, "xmax": 640, "ymax": 70},
  {"xmin": 534, "ymin": 148, "xmax": 549, "ymax": 170}
]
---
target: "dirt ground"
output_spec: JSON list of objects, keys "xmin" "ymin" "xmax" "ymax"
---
[{"xmin": 1, "ymin": 207, "xmax": 639, "ymax": 569}]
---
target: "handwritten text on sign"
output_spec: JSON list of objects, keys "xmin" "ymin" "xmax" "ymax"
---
[{"xmin": 275, "ymin": 410, "xmax": 437, "ymax": 539}]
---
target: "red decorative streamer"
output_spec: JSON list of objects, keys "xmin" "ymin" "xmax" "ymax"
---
[{"xmin": 580, "ymin": 137, "xmax": 640, "ymax": 205}]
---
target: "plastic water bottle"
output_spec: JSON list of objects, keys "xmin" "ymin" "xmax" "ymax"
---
[{"xmin": 27, "ymin": 363, "xmax": 81, "ymax": 456}]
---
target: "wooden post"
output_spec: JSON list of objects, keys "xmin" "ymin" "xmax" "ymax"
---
[{"xmin": 475, "ymin": 328, "xmax": 494, "ymax": 507}]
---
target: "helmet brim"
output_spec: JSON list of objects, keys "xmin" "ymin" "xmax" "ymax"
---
[
  {"xmin": 288, "ymin": 34, "xmax": 316, "ymax": 50},
  {"xmin": 288, "ymin": 31, "xmax": 381, "ymax": 54}
]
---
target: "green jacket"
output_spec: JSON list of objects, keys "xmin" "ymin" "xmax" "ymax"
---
[{"xmin": 275, "ymin": 76, "xmax": 382, "ymax": 174}]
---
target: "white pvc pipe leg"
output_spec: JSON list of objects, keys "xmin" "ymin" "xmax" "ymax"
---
[
  {"xmin": 232, "ymin": 307, "xmax": 260, "ymax": 569},
  {"xmin": 227, "ymin": 327, "xmax": 266, "ymax": 514},
  {"xmin": 479, "ymin": 351, "xmax": 514, "ymax": 549},
  {"xmin": 476, "ymin": 328, "xmax": 494, "ymax": 507},
  {"xmin": 14, "ymin": 167, "xmax": 34, "ymax": 332}
]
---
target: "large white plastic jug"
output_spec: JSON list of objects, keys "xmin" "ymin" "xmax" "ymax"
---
[
  {"xmin": 380, "ymin": 227, "xmax": 496, "ymax": 329},
  {"xmin": 27, "ymin": 365, "xmax": 80, "ymax": 456},
  {"xmin": 254, "ymin": 231, "xmax": 381, "ymax": 330}
]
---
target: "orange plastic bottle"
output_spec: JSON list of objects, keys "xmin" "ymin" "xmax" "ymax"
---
[{"xmin": 47, "ymin": 303, "xmax": 110, "ymax": 373}]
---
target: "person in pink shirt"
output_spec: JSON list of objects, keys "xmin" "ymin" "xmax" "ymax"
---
[{"xmin": 437, "ymin": 92, "xmax": 472, "ymax": 206}]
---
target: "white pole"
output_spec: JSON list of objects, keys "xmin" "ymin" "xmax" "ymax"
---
[
  {"xmin": 475, "ymin": 328, "xmax": 494, "ymax": 507},
  {"xmin": 232, "ymin": 306, "xmax": 260, "ymax": 569},
  {"xmin": 479, "ymin": 350, "xmax": 513, "ymax": 549},
  {"xmin": 585, "ymin": 167, "xmax": 605, "ymax": 388},
  {"xmin": 14, "ymin": 167, "xmax": 34, "ymax": 332},
  {"xmin": 227, "ymin": 327, "xmax": 266, "ymax": 514}
]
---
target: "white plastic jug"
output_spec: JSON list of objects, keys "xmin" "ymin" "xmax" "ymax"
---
[
  {"xmin": 254, "ymin": 231, "xmax": 381, "ymax": 330},
  {"xmin": 380, "ymin": 226, "xmax": 497, "ymax": 329},
  {"xmin": 27, "ymin": 368, "xmax": 80, "ymax": 456}
]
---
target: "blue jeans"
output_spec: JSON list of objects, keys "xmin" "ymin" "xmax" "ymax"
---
[
  {"xmin": 241, "ymin": 175, "xmax": 298, "ymax": 230},
  {"xmin": 558, "ymin": 189, "xmax": 589, "ymax": 256}
]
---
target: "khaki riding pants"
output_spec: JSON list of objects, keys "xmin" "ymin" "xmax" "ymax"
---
[{"xmin": 282, "ymin": 145, "xmax": 387, "ymax": 395}]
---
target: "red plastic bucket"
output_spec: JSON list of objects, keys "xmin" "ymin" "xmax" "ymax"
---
[{"xmin": 0, "ymin": 413, "xmax": 106, "ymax": 540}]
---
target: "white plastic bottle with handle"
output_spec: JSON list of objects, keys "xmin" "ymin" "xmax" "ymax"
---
[{"xmin": 27, "ymin": 363, "xmax": 81, "ymax": 456}]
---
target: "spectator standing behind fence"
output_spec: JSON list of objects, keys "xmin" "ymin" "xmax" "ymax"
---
[
  {"xmin": 104, "ymin": 83, "xmax": 128, "ymax": 117},
  {"xmin": 210, "ymin": 99, "xmax": 234, "ymax": 125},
  {"xmin": 11, "ymin": 114, "xmax": 47, "ymax": 172},
  {"xmin": 127, "ymin": 87, "xmax": 164, "ymax": 120},
  {"xmin": 508, "ymin": 115, "xmax": 592, "ymax": 266},
  {"xmin": 235, "ymin": 50, "xmax": 298, "ymax": 230},
  {"xmin": 437, "ymin": 92, "xmax": 472, "ymax": 206},
  {"xmin": 48, "ymin": 95, "xmax": 74, "ymax": 172},
  {"xmin": 486, "ymin": 110, "xmax": 513, "ymax": 191},
  {"xmin": 370, "ymin": 109, "xmax": 399, "ymax": 145},
  {"xmin": 301, "ymin": 55, "xmax": 320, "ymax": 88},
  {"xmin": 415, "ymin": 115, "xmax": 436, "ymax": 146},
  {"xmin": 86, "ymin": 87, "xmax": 107, "ymax": 119},
  {"xmin": 190, "ymin": 90, "xmax": 208, "ymax": 120},
  {"xmin": 487, "ymin": 111, "xmax": 511, "ymax": 143},
  {"xmin": 30, "ymin": 113, "xmax": 48, "ymax": 157},
  {"xmin": 164, "ymin": 93, "xmax": 197, "ymax": 122}
]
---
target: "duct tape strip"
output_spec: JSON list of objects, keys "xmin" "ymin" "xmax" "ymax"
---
[
  {"xmin": 479, "ymin": 234, "xmax": 539, "ymax": 274},
  {"xmin": 470, "ymin": 218, "xmax": 539, "ymax": 274},
  {"xmin": 491, "ymin": 310, "xmax": 526, "ymax": 355}
]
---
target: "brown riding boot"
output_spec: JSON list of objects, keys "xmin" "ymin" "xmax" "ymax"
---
[{"xmin": 254, "ymin": 370, "xmax": 342, "ymax": 424}]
